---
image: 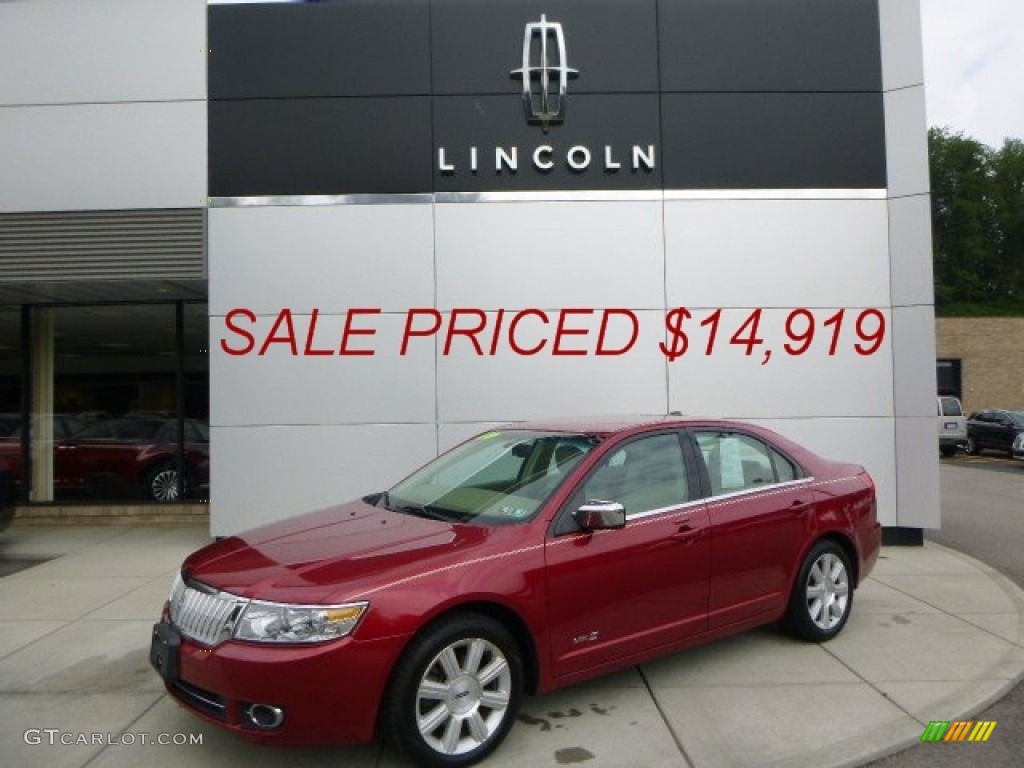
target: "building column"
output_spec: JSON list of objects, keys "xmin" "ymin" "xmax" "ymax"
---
[{"xmin": 30, "ymin": 307, "xmax": 54, "ymax": 502}]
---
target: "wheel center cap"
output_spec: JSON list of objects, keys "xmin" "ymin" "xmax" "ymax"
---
[{"xmin": 447, "ymin": 675, "xmax": 482, "ymax": 715}]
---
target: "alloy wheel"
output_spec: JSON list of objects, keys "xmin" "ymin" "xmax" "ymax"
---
[
  {"xmin": 805, "ymin": 552, "xmax": 850, "ymax": 630},
  {"xmin": 149, "ymin": 467, "xmax": 181, "ymax": 502},
  {"xmin": 415, "ymin": 637, "xmax": 512, "ymax": 757}
]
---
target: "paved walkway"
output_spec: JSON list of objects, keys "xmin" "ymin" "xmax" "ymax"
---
[{"xmin": 0, "ymin": 525, "xmax": 1021, "ymax": 768}]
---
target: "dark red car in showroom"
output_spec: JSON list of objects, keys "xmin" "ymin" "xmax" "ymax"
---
[
  {"xmin": 151, "ymin": 415, "xmax": 880, "ymax": 767},
  {"xmin": 0, "ymin": 415, "xmax": 209, "ymax": 502}
]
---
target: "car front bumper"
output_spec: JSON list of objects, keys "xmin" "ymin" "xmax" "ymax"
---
[{"xmin": 151, "ymin": 619, "xmax": 410, "ymax": 746}]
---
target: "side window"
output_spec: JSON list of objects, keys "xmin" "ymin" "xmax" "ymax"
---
[
  {"xmin": 940, "ymin": 397, "xmax": 963, "ymax": 417},
  {"xmin": 770, "ymin": 448, "xmax": 798, "ymax": 483},
  {"xmin": 695, "ymin": 432, "xmax": 780, "ymax": 495},
  {"xmin": 575, "ymin": 433, "xmax": 688, "ymax": 517}
]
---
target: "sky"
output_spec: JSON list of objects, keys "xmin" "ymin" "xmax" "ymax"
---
[{"xmin": 921, "ymin": 0, "xmax": 1024, "ymax": 148}]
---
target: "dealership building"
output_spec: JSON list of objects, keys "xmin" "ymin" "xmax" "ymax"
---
[{"xmin": 0, "ymin": 0, "xmax": 938, "ymax": 539}]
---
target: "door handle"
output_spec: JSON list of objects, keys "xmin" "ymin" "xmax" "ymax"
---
[
  {"xmin": 789, "ymin": 499, "xmax": 812, "ymax": 515},
  {"xmin": 672, "ymin": 523, "xmax": 703, "ymax": 544}
]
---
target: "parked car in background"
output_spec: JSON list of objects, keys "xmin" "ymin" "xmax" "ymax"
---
[
  {"xmin": 0, "ymin": 413, "xmax": 85, "ymax": 486},
  {"xmin": 966, "ymin": 409, "xmax": 1024, "ymax": 457},
  {"xmin": 0, "ymin": 414, "xmax": 208, "ymax": 502},
  {"xmin": 151, "ymin": 415, "xmax": 880, "ymax": 768},
  {"xmin": 937, "ymin": 396, "xmax": 967, "ymax": 457},
  {"xmin": 56, "ymin": 416, "xmax": 209, "ymax": 502}
]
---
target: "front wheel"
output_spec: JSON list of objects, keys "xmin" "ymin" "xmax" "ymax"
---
[
  {"xmin": 965, "ymin": 437, "xmax": 978, "ymax": 455},
  {"xmin": 783, "ymin": 541, "xmax": 853, "ymax": 642},
  {"xmin": 384, "ymin": 613, "xmax": 522, "ymax": 768}
]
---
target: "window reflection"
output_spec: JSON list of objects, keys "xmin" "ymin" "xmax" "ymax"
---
[{"xmin": 46, "ymin": 303, "xmax": 207, "ymax": 503}]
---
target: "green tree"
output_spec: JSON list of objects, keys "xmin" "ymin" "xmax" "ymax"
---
[
  {"xmin": 992, "ymin": 138, "xmax": 1024, "ymax": 305},
  {"xmin": 928, "ymin": 128, "xmax": 1024, "ymax": 315}
]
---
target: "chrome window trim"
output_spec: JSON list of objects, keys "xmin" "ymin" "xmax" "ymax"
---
[
  {"xmin": 626, "ymin": 497, "xmax": 706, "ymax": 521},
  {"xmin": 705, "ymin": 477, "xmax": 816, "ymax": 506}
]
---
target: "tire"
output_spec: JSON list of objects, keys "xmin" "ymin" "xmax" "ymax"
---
[
  {"xmin": 940, "ymin": 445, "xmax": 957, "ymax": 457},
  {"xmin": 384, "ymin": 613, "xmax": 523, "ymax": 768},
  {"xmin": 783, "ymin": 540, "xmax": 853, "ymax": 643},
  {"xmin": 145, "ymin": 462, "xmax": 185, "ymax": 503}
]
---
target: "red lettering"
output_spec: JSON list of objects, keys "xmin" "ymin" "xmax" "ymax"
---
[
  {"xmin": 552, "ymin": 309, "xmax": 593, "ymax": 356},
  {"xmin": 508, "ymin": 309, "xmax": 548, "ymax": 356},
  {"xmin": 303, "ymin": 308, "xmax": 332, "ymax": 356},
  {"xmin": 401, "ymin": 309, "xmax": 442, "ymax": 355},
  {"xmin": 444, "ymin": 309, "xmax": 487, "ymax": 355},
  {"xmin": 258, "ymin": 309, "xmax": 298, "ymax": 356},
  {"xmin": 339, "ymin": 308, "xmax": 380, "ymax": 356},
  {"xmin": 488, "ymin": 309, "xmax": 506, "ymax": 356},
  {"xmin": 220, "ymin": 308, "xmax": 256, "ymax": 356},
  {"xmin": 596, "ymin": 309, "xmax": 639, "ymax": 355}
]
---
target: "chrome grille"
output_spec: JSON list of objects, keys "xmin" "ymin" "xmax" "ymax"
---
[{"xmin": 168, "ymin": 573, "xmax": 245, "ymax": 647}]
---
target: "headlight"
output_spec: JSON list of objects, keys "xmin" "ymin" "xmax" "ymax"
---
[{"xmin": 232, "ymin": 600, "xmax": 368, "ymax": 643}]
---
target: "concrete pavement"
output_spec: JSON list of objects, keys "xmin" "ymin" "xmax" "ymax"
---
[{"xmin": 0, "ymin": 524, "xmax": 1021, "ymax": 768}]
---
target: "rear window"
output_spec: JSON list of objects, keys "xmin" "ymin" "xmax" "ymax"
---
[{"xmin": 939, "ymin": 397, "xmax": 963, "ymax": 417}]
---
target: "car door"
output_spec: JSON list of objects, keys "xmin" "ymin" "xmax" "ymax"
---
[
  {"xmin": 970, "ymin": 411, "xmax": 995, "ymax": 450},
  {"xmin": 544, "ymin": 431, "xmax": 710, "ymax": 679},
  {"xmin": 991, "ymin": 412, "xmax": 1018, "ymax": 452},
  {"xmin": 692, "ymin": 429, "xmax": 813, "ymax": 629},
  {"xmin": 55, "ymin": 421, "xmax": 117, "ymax": 487}
]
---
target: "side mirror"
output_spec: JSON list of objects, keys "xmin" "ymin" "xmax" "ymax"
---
[{"xmin": 574, "ymin": 500, "xmax": 626, "ymax": 531}]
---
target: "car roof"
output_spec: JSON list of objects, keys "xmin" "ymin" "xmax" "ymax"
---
[{"xmin": 500, "ymin": 414, "xmax": 756, "ymax": 436}]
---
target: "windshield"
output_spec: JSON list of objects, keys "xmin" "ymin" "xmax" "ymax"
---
[
  {"xmin": 1008, "ymin": 411, "xmax": 1024, "ymax": 427},
  {"xmin": 382, "ymin": 430, "xmax": 601, "ymax": 525}
]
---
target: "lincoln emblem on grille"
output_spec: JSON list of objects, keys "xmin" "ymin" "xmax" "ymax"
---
[{"xmin": 510, "ymin": 14, "xmax": 578, "ymax": 132}]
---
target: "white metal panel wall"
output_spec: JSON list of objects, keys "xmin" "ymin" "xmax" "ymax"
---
[
  {"xmin": 209, "ymin": 204, "xmax": 439, "ymax": 535},
  {"xmin": 880, "ymin": 0, "xmax": 939, "ymax": 528},
  {"xmin": 0, "ymin": 0, "xmax": 207, "ymax": 213},
  {"xmin": 211, "ymin": 192, "xmax": 907, "ymax": 533},
  {"xmin": 0, "ymin": 0, "xmax": 206, "ymax": 105},
  {"xmin": 0, "ymin": 101, "xmax": 207, "ymax": 214}
]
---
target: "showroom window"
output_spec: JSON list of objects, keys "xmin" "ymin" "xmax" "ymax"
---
[{"xmin": 2, "ymin": 302, "xmax": 209, "ymax": 505}]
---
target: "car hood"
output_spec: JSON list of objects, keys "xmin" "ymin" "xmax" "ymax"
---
[{"xmin": 182, "ymin": 497, "xmax": 492, "ymax": 603}]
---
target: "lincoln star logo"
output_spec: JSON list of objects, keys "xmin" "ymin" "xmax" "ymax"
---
[{"xmin": 510, "ymin": 14, "xmax": 578, "ymax": 131}]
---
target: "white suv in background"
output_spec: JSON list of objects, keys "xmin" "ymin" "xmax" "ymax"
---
[{"xmin": 938, "ymin": 396, "xmax": 967, "ymax": 457}]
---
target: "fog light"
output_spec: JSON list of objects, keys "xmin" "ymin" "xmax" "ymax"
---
[{"xmin": 244, "ymin": 703, "xmax": 285, "ymax": 730}]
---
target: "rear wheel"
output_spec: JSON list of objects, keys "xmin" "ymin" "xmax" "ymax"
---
[
  {"xmin": 783, "ymin": 541, "xmax": 853, "ymax": 642},
  {"xmin": 940, "ymin": 445, "xmax": 957, "ymax": 457},
  {"xmin": 384, "ymin": 613, "xmax": 522, "ymax": 768},
  {"xmin": 145, "ymin": 462, "xmax": 186, "ymax": 502}
]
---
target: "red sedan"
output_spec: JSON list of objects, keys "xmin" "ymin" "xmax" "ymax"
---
[{"xmin": 151, "ymin": 415, "xmax": 880, "ymax": 767}]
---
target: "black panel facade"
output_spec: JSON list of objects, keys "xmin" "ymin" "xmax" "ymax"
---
[
  {"xmin": 431, "ymin": 0, "xmax": 659, "ymax": 94},
  {"xmin": 208, "ymin": 0, "xmax": 887, "ymax": 197},
  {"xmin": 658, "ymin": 0, "xmax": 882, "ymax": 93},
  {"xmin": 661, "ymin": 93, "xmax": 887, "ymax": 189},
  {"xmin": 208, "ymin": 0, "xmax": 431, "ymax": 98},
  {"xmin": 209, "ymin": 98, "xmax": 432, "ymax": 197}
]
